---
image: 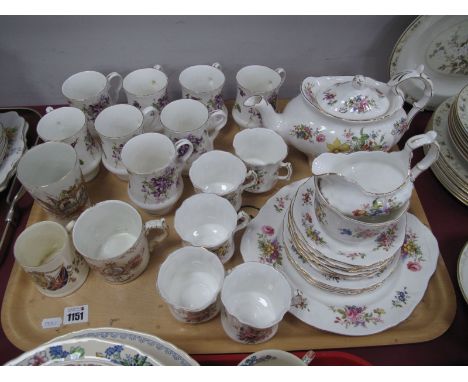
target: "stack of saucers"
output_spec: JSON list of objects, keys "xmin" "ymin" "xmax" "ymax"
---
[
  {"xmin": 448, "ymin": 84, "xmax": 468, "ymax": 161},
  {"xmin": 0, "ymin": 125, "xmax": 7, "ymax": 164}
]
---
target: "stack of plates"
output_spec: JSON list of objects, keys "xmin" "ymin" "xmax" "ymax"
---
[
  {"xmin": 0, "ymin": 111, "xmax": 29, "ymax": 192},
  {"xmin": 5, "ymin": 327, "xmax": 199, "ymax": 366},
  {"xmin": 425, "ymin": 96, "xmax": 468, "ymax": 205}
]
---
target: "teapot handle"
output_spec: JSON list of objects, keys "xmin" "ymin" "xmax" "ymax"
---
[
  {"xmin": 388, "ymin": 65, "xmax": 433, "ymax": 123},
  {"xmin": 404, "ymin": 131, "xmax": 440, "ymax": 181}
]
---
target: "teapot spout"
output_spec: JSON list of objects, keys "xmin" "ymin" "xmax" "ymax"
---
[{"xmin": 244, "ymin": 96, "xmax": 283, "ymax": 134}]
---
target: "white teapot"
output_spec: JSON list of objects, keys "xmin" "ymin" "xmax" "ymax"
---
[{"xmin": 245, "ymin": 65, "xmax": 433, "ymax": 162}]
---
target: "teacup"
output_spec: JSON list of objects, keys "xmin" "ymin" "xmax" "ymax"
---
[
  {"xmin": 174, "ymin": 193, "xmax": 250, "ymax": 264},
  {"xmin": 16, "ymin": 142, "xmax": 91, "ymax": 224},
  {"xmin": 157, "ymin": 246, "xmax": 225, "ymax": 324},
  {"xmin": 95, "ymin": 104, "xmax": 157, "ymax": 180},
  {"xmin": 14, "ymin": 221, "xmax": 89, "ymax": 297},
  {"xmin": 70, "ymin": 200, "xmax": 168, "ymax": 284},
  {"xmin": 221, "ymin": 262, "xmax": 292, "ymax": 344},
  {"xmin": 233, "ymin": 128, "xmax": 292, "ymax": 193},
  {"xmin": 62, "ymin": 70, "xmax": 122, "ymax": 136},
  {"xmin": 159, "ymin": 99, "xmax": 227, "ymax": 172},
  {"xmin": 188, "ymin": 150, "xmax": 257, "ymax": 211},
  {"xmin": 37, "ymin": 106, "xmax": 102, "ymax": 182},
  {"xmin": 179, "ymin": 62, "xmax": 227, "ymax": 116},
  {"xmin": 123, "ymin": 64, "xmax": 169, "ymax": 132},
  {"xmin": 238, "ymin": 349, "xmax": 306, "ymax": 366},
  {"xmin": 233, "ymin": 65, "xmax": 286, "ymax": 129},
  {"xmin": 121, "ymin": 133, "xmax": 193, "ymax": 215}
]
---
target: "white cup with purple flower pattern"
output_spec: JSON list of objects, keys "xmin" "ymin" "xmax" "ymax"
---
[
  {"xmin": 121, "ymin": 133, "xmax": 193, "ymax": 215},
  {"xmin": 159, "ymin": 99, "xmax": 227, "ymax": 173},
  {"xmin": 62, "ymin": 70, "xmax": 123, "ymax": 137},
  {"xmin": 189, "ymin": 150, "xmax": 257, "ymax": 211},
  {"xmin": 123, "ymin": 64, "xmax": 169, "ymax": 133},
  {"xmin": 233, "ymin": 65, "xmax": 286, "ymax": 129},
  {"xmin": 37, "ymin": 106, "xmax": 102, "ymax": 182},
  {"xmin": 179, "ymin": 62, "xmax": 227, "ymax": 120},
  {"xmin": 174, "ymin": 193, "xmax": 250, "ymax": 264},
  {"xmin": 221, "ymin": 262, "xmax": 292, "ymax": 344},
  {"xmin": 157, "ymin": 246, "xmax": 225, "ymax": 324},
  {"xmin": 233, "ymin": 128, "xmax": 292, "ymax": 193},
  {"xmin": 95, "ymin": 104, "xmax": 157, "ymax": 181}
]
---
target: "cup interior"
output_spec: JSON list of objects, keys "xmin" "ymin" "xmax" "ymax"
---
[
  {"xmin": 233, "ymin": 128, "xmax": 287, "ymax": 165},
  {"xmin": 189, "ymin": 151, "xmax": 246, "ymax": 194},
  {"xmin": 62, "ymin": 71, "xmax": 107, "ymax": 100},
  {"xmin": 158, "ymin": 247, "xmax": 224, "ymax": 310},
  {"xmin": 95, "ymin": 104, "xmax": 143, "ymax": 138},
  {"xmin": 174, "ymin": 193, "xmax": 237, "ymax": 247},
  {"xmin": 179, "ymin": 65, "xmax": 225, "ymax": 93},
  {"xmin": 37, "ymin": 107, "xmax": 85, "ymax": 141},
  {"xmin": 123, "ymin": 68, "xmax": 168, "ymax": 96},
  {"xmin": 72, "ymin": 200, "xmax": 142, "ymax": 260},
  {"xmin": 239, "ymin": 350, "xmax": 305, "ymax": 366},
  {"xmin": 221, "ymin": 262, "xmax": 292, "ymax": 328},
  {"xmin": 14, "ymin": 221, "xmax": 68, "ymax": 268},
  {"xmin": 160, "ymin": 99, "xmax": 208, "ymax": 133},
  {"xmin": 17, "ymin": 142, "xmax": 77, "ymax": 187},
  {"xmin": 121, "ymin": 133, "xmax": 175, "ymax": 174},
  {"xmin": 236, "ymin": 65, "xmax": 281, "ymax": 93}
]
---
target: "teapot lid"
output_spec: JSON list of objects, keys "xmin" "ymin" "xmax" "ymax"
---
[{"xmin": 302, "ymin": 75, "xmax": 393, "ymax": 121}]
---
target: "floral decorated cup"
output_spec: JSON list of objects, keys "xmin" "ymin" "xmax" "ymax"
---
[
  {"xmin": 121, "ymin": 133, "xmax": 193, "ymax": 215},
  {"xmin": 179, "ymin": 62, "xmax": 227, "ymax": 117},
  {"xmin": 174, "ymin": 193, "xmax": 250, "ymax": 264},
  {"xmin": 188, "ymin": 150, "xmax": 257, "ymax": 211},
  {"xmin": 95, "ymin": 104, "xmax": 157, "ymax": 180},
  {"xmin": 123, "ymin": 64, "xmax": 169, "ymax": 133},
  {"xmin": 16, "ymin": 142, "xmax": 91, "ymax": 225},
  {"xmin": 159, "ymin": 99, "xmax": 227, "ymax": 173},
  {"xmin": 233, "ymin": 128, "xmax": 292, "ymax": 193},
  {"xmin": 62, "ymin": 70, "xmax": 122, "ymax": 137},
  {"xmin": 221, "ymin": 262, "xmax": 292, "ymax": 344},
  {"xmin": 14, "ymin": 221, "xmax": 89, "ymax": 297},
  {"xmin": 37, "ymin": 106, "xmax": 102, "ymax": 182},
  {"xmin": 233, "ymin": 65, "xmax": 286, "ymax": 129},
  {"xmin": 157, "ymin": 246, "xmax": 225, "ymax": 324},
  {"xmin": 70, "ymin": 200, "xmax": 168, "ymax": 284},
  {"xmin": 238, "ymin": 349, "xmax": 306, "ymax": 366}
]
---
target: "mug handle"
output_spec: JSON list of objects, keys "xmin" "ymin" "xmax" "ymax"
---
[
  {"xmin": 65, "ymin": 220, "xmax": 75, "ymax": 233},
  {"xmin": 141, "ymin": 106, "xmax": 160, "ymax": 133},
  {"xmin": 275, "ymin": 67, "xmax": 286, "ymax": 87},
  {"xmin": 153, "ymin": 64, "xmax": 164, "ymax": 73},
  {"xmin": 145, "ymin": 218, "xmax": 169, "ymax": 252},
  {"xmin": 406, "ymin": 131, "xmax": 440, "ymax": 181},
  {"xmin": 207, "ymin": 109, "xmax": 228, "ymax": 143},
  {"xmin": 276, "ymin": 162, "xmax": 293, "ymax": 181},
  {"xmin": 45, "ymin": 106, "xmax": 54, "ymax": 113},
  {"xmin": 240, "ymin": 170, "xmax": 258, "ymax": 191},
  {"xmin": 106, "ymin": 72, "xmax": 123, "ymax": 104},
  {"xmin": 175, "ymin": 138, "xmax": 194, "ymax": 165},
  {"xmin": 233, "ymin": 211, "xmax": 251, "ymax": 233},
  {"xmin": 212, "ymin": 62, "xmax": 222, "ymax": 71}
]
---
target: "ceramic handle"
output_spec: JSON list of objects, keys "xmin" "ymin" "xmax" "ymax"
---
[
  {"xmin": 388, "ymin": 65, "xmax": 433, "ymax": 123},
  {"xmin": 174, "ymin": 138, "xmax": 194, "ymax": 166},
  {"xmin": 207, "ymin": 109, "xmax": 228, "ymax": 142},
  {"xmin": 233, "ymin": 210, "xmax": 251, "ymax": 233},
  {"xmin": 275, "ymin": 67, "xmax": 286, "ymax": 87},
  {"xmin": 141, "ymin": 106, "xmax": 160, "ymax": 132},
  {"xmin": 106, "ymin": 72, "xmax": 123, "ymax": 104},
  {"xmin": 45, "ymin": 106, "xmax": 54, "ymax": 113},
  {"xmin": 145, "ymin": 218, "xmax": 169, "ymax": 252},
  {"xmin": 405, "ymin": 131, "xmax": 440, "ymax": 181},
  {"xmin": 212, "ymin": 62, "xmax": 223, "ymax": 71},
  {"xmin": 241, "ymin": 170, "xmax": 258, "ymax": 191},
  {"xmin": 65, "ymin": 220, "xmax": 75, "ymax": 234},
  {"xmin": 276, "ymin": 162, "xmax": 293, "ymax": 181},
  {"xmin": 153, "ymin": 64, "xmax": 165, "ymax": 73}
]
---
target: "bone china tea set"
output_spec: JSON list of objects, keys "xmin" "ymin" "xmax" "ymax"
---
[{"xmin": 11, "ymin": 61, "xmax": 442, "ymax": 346}]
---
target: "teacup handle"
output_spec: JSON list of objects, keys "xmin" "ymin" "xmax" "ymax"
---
[
  {"xmin": 276, "ymin": 162, "xmax": 293, "ymax": 181},
  {"xmin": 153, "ymin": 64, "xmax": 165, "ymax": 73},
  {"xmin": 65, "ymin": 220, "xmax": 75, "ymax": 233},
  {"xmin": 275, "ymin": 67, "xmax": 286, "ymax": 87},
  {"xmin": 175, "ymin": 138, "xmax": 194, "ymax": 165},
  {"xmin": 106, "ymin": 72, "xmax": 123, "ymax": 104},
  {"xmin": 405, "ymin": 131, "xmax": 440, "ymax": 181},
  {"xmin": 145, "ymin": 218, "xmax": 169, "ymax": 252},
  {"xmin": 141, "ymin": 106, "xmax": 160, "ymax": 132},
  {"xmin": 212, "ymin": 62, "xmax": 222, "ymax": 71},
  {"xmin": 207, "ymin": 109, "xmax": 228, "ymax": 142},
  {"xmin": 233, "ymin": 211, "xmax": 251, "ymax": 233},
  {"xmin": 240, "ymin": 170, "xmax": 258, "ymax": 191},
  {"xmin": 46, "ymin": 106, "xmax": 54, "ymax": 113}
]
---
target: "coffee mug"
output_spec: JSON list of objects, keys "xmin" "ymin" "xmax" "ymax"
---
[
  {"xmin": 14, "ymin": 221, "xmax": 89, "ymax": 297},
  {"xmin": 174, "ymin": 193, "xmax": 250, "ymax": 263},
  {"xmin": 16, "ymin": 142, "xmax": 91, "ymax": 224},
  {"xmin": 233, "ymin": 128, "xmax": 292, "ymax": 193},
  {"xmin": 70, "ymin": 200, "xmax": 168, "ymax": 284},
  {"xmin": 233, "ymin": 65, "xmax": 286, "ymax": 129},
  {"xmin": 123, "ymin": 64, "xmax": 169, "ymax": 132},
  {"xmin": 121, "ymin": 133, "xmax": 193, "ymax": 215},
  {"xmin": 62, "ymin": 70, "xmax": 123, "ymax": 136},
  {"xmin": 37, "ymin": 106, "xmax": 102, "ymax": 182},
  {"xmin": 94, "ymin": 104, "xmax": 157, "ymax": 180}
]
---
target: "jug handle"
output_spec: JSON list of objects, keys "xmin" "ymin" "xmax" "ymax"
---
[
  {"xmin": 388, "ymin": 65, "xmax": 433, "ymax": 123},
  {"xmin": 106, "ymin": 72, "xmax": 123, "ymax": 104},
  {"xmin": 405, "ymin": 131, "xmax": 440, "ymax": 181}
]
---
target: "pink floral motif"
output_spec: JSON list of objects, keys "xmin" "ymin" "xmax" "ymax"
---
[
  {"xmin": 262, "ymin": 225, "xmax": 275, "ymax": 236},
  {"xmin": 374, "ymin": 224, "xmax": 398, "ymax": 252},
  {"xmin": 330, "ymin": 305, "xmax": 385, "ymax": 328},
  {"xmin": 273, "ymin": 195, "xmax": 290, "ymax": 213},
  {"xmin": 407, "ymin": 261, "xmax": 422, "ymax": 272}
]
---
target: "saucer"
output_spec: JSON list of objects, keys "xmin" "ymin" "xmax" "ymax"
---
[
  {"xmin": 457, "ymin": 242, "xmax": 468, "ymax": 305},
  {"xmin": 241, "ymin": 180, "xmax": 439, "ymax": 335}
]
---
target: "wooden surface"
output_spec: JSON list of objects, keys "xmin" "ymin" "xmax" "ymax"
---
[{"xmin": 1, "ymin": 101, "xmax": 457, "ymax": 354}]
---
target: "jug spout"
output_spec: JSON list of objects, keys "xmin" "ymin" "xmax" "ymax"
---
[{"xmin": 244, "ymin": 95, "xmax": 284, "ymax": 134}]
